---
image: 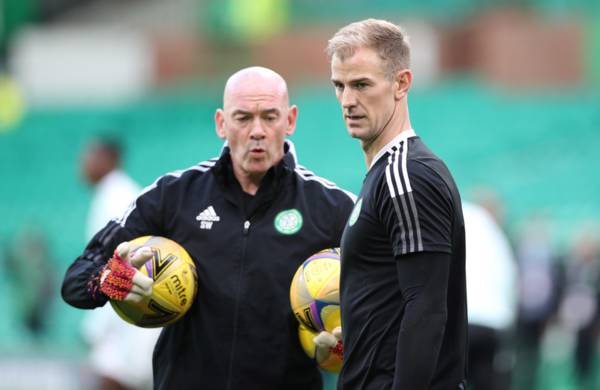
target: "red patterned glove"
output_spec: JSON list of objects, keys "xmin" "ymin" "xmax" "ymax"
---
[{"xmin": 93, "ymin": 242, "xmax": 154, "ymax": 302}]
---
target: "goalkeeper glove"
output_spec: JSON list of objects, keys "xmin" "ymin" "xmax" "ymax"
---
[
  {"xmin": 313, "ymin": 326, "xmax": 343, "ymax": 362},
  {"xmin": 95, "ymin": 242, "xmax": 154, "ymax": 302}
]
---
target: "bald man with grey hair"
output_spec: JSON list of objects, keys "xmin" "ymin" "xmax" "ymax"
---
[
  {"xmin": 62, "ymin": 66, "xmax": 356, "ymax": 389},
  {"xmin": 216, "ymin": 66, "xmax": 297, "ymax": 194}
]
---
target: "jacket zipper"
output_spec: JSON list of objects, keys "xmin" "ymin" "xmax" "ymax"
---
[{"xmin": 226, "ymin": 219, "xmax": 251, "ymax": 390}]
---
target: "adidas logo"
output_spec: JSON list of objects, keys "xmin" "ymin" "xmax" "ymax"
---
[{"xmin": 196, "ymin": 206, "xmax": 220, "ymax": 230}]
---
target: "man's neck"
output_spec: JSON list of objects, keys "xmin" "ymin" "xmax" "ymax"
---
[
  {"xmin": 233, "ymin": 168, "xmax": 265, "ymax": 196},
  {"xmin": 364, "ymin": 110, "xmax": 412, "ymax": 168}
]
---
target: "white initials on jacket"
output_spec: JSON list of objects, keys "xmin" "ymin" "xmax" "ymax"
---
[{"xmin": 196, "ymin": 206, "xmax": 221, "ymax": 230}]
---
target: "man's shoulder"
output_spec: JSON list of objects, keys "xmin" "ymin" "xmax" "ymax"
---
[
  {"xmin": 368, "ymin": 139, "xmax": 453, "ymax": 199},
  {"xmin": 399, "ymin": 138, "xmax": 455, "ymax": 183},
  {"xmin": 293, "ymin": 164, "xmax": 356, "ymax": 204},
  {"xmin": 141, "ymin": 157, "xmax": 220, "ymax": 195},
  {"xmin": 163, "ymin": 158, "xmax": 219, "ymax": 182}
]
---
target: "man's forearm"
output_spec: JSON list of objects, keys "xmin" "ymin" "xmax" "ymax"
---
[
  {"xmin": 61, "ymin": 224, "xmax": 124, "ymax": 308},
  {"xmin": 61, "ymin": 245, "xmax": 111, "ymax": 309},
  {"xmin": 392, "ymin": 252, "xmax": 451, "ymax": 389}
]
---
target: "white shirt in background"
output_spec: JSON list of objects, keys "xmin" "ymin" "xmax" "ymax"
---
[
  {"xmin": 86, "ymin": 170, "xmax": 140, "ymax": 241},
  {"xmin": 82, "ymin": 169, "xmax": 161, "ymax": 390},
  {"xmin": 464, "ymin": 201, "xmax": 518, "ymax": 330}
]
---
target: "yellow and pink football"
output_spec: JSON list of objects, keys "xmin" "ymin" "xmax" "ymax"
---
[{"xmin": 289, "ymin": 248, "xmax": 341, "ymax": 333}]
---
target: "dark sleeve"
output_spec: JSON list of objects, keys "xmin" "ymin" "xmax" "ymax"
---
[
  {"xmin": 376, "ymin": 158, "xmax": 454, "ymax": 256},
  {"xmin": 61, "ymin": 221, "xmax": 132, "ymax": 308},
  {"xmin": 392, "ymin": 251, "xmax": 450, "ymax": 390},
  {"xmin": 61, "ymin": 176, "xmax": 168, "ymax": 309}
]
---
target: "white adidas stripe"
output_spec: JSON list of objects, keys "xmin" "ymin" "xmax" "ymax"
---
[
  {"xmin": 384, "ymin": 141, "xmax": 423, "ymax": 253},
  {"xmin": 392, "ymin": 148, "xmax": 405, "ymax": 195},
  {"xmin": 385, "ymin": 153, "xmax": 407, "ymax": 254},
  {"xmin": 401, "ymin": 142, "xmax": 412, "ymax": 192},
  {"xmin": 385, "ymin": 154, "xmax": 396, "ymax": 198}
]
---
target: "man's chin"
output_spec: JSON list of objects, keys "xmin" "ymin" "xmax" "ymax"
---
[
  {"xmin": 245, "ymin": 160, "xmax": 272, "ymax": 175},
  {"xmin": 347, "ymin": 127, "xmax": 365, "ymax": 140}
]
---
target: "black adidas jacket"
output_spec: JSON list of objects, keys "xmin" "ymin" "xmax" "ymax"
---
[{"xmin": 61, "ymin": 142, "xmax": 355, "ymax": 390}]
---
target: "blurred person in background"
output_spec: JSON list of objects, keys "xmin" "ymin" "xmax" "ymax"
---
[
  {"xmin": 463, "ymin": 201, "xmax": 518, "ymax": 390},
  {"xmin": 4, "ymin": 226, "xmax": 55, "ymax": 340},
  {"xmin": 328, "ymin": 19, "xmax": 467, "ymax": 389},
  {"xmin": 558, "ymin": 225, "xmax": 600, "ymax": 389},
  {"xmin": 62, "ymin": 67, "xmax": 355, "ymax": 389},
  {"xmin": 471, "ymin": 187, "xmax": 506, "ymax": 228},
  {"xmin": 83, "ymin": 139, "xmax": 142, "ymax": 240},
  {"xmin": 514, "ymin": 215, "xmax": 563, "ymax": 390},
  {"xmin": 80, "ymin": 138, "xmax": 160, "ymax": 390}
]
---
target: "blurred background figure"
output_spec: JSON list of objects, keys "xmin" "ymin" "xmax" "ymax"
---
[
  {"xmin": 82, "ymin": 138, "xmax": 140, "ymax": 240},
  {"xmin": 464, "ymin": 200, "xmax": 518, "ymax": 390},
  {"xmin": 513, "ymin": 215, "xmax": 563, "ymax": 390},
  {"xmin": 4, "ymin": 226, "xmax": 55, "ymax": 341},
  {"xmin": 558, "ymin": 225, "xmax": 600, "ymax": 389},
  {"xmin": 471, "ymin": 187, "xmax": 507, "ymax": 228},
  {"xmin": 80, "ymin": 137, "xmax": 160, "ymax": 390}
]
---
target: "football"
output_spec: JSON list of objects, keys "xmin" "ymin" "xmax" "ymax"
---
[
  {"xmin": 289, "ymin": 248, "xmax": 341, "ymax": 333},
  {"xmin": 298, "ymin": 324, "xmax": 343, "ymax": 373},
  {"xmin": 110, "ymin": 236, "xmax": 198, "ymax": 328}
]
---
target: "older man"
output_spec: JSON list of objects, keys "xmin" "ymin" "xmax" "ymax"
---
[{"xmin": 62, "ymin": 67, "xmax": 355, "ymax": 389}]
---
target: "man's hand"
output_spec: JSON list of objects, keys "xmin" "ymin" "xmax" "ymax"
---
[
  {"xmin": 313, "ymin": 326, "xmax": 343, "ymax": 363},
  {"xmin": 98, "ymin": 242, "xmax": 154, "ymax": 302}
]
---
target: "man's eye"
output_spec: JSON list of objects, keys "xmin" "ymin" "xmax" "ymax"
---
[
  {"xmin": 355, "ymin": 82, "xmax": 367, "ymax": 90},
  {"xmin": 235, "ymin": 116, "xmax": 250, "ymax": 122}
]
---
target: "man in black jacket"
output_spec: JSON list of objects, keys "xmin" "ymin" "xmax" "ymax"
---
[{"xmin": 62, "ymin": 66, "xmax": 355, "ymax": 389}]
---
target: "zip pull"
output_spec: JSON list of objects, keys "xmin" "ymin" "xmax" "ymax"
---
[{"xmin": 243, "ymin": 220, "xmax": 251, "ymax": 235}]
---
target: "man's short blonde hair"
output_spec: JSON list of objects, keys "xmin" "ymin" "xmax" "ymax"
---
[{"xmin": 326, "ymin": 18, "xmax": 411, "ymax": 79}]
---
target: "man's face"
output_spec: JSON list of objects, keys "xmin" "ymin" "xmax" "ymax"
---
[
  {"xmin": 81, "ymin": 146, "xmax": 111, "ymax": 185},
  {"xmin": 215, "ymin": 80, "xmax": 297, "ymax": 178},
  {"xmin": 331, "ymin": 46, "xmax": 398, "ymax": 144}
]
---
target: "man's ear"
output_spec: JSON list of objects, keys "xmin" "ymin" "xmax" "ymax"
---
[
  {"xmin": 215, "ymin": 109, "xmax": 226, "ymax": 139},
  {"xmin": 394, "ymin": 69, "xmax": 412, "ymax": 101},
  {"xmin": 286, "ymin": 105, "xmax": 298, "ymax": 136}
]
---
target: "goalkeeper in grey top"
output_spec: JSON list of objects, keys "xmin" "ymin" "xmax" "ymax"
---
[{"xmin": 327, "ymin": 19, "xmax": 468, "ymax": 390}]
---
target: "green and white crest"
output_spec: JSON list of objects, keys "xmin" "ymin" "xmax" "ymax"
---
[
  {"xmin": 348, "ymin": 198, "xmax": 363, "ymax": 227},
  {"xmin": 274, "ymin": 209, "xmax": 303, "ymax": 235}
]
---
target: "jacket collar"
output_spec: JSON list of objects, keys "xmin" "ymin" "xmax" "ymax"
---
[{"xmin": 212, "ymin": 140, "xmax": 297, "ymax": 202}]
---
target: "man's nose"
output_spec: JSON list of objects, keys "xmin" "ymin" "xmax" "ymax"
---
[
  {"xmin": 340, "ymin": 88, "xmax": 357, "ymax": 109},
  {"xmin": 250, "ymin": 118, "xmax": 266, "ymax": 139}
]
